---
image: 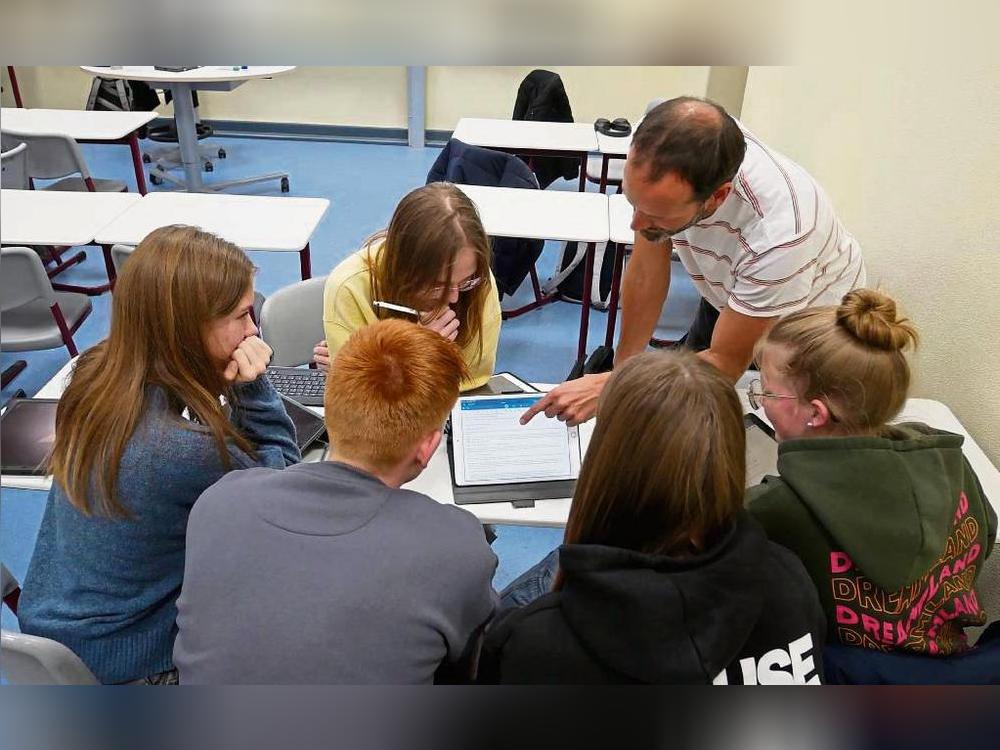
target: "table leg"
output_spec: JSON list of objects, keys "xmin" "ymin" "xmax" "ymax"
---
[
  {"xmin": 127, "ymin": 132, "xmax": 148, "ymax": 195},
  {"xmin": 577, "ymin": 154, "xmax": 587, "ymax": 192},
  {"xmin": 168, "ymin": 82, "xmax": 204, "ymax": 192},
  {"xmin": 6, "ymin": 66, "xmax": 23, "ymax": 108},
  {"xmin": 604, "ymin": 241, "xmax": 626, "ymax": 349},
  {"xmin": 50, "ymin": 244, "xmax": 116, "ymax": 296},
  {"xmin": 299, "ymin": 244, "xmax": 312, "ymax": 280},
  {"xmin": 599, "ymin": 156, "xmax": 610, "ymax": 194},
  {"xmin": 576, "ymin": 242, "xmax": 596, "ymax": 360}
]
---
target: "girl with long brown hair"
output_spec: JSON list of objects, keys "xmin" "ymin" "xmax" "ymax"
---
[
  {"xmin": 317, "ymin": 182, "xmax": 500, "ymax": 391},
  {"xmin": 747, "ymin": 289, "xmax": 997, "ymax": 677},
  {"xmin": 479, "ymin": 350, "xmax": 825, "ymax": 684},
  {"xmin": 18, "ymin": 225, "xmax": 300, "ymax": 684}
]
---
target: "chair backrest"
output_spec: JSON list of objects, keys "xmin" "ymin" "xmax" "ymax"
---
[
  {"xmin": 260, "ymin": 277, "xmax": 327, "ymax": 366},
  {"xmin": 0, "ymin": 141, "xmax": 29, "ymax": 189},
  {"xmin": 0, "ymin": 630, "xmax": 100, "ymax": 684},
  {"xmin": 0, "ymin": 247, "xmax": 56, "ymax": 313},
  {"xmin": 110, "ymin": 243, "xmax": 135, "ymax": 273},
  {"xmin": 0, "ymin": 130, "xmax": 91, "ymax": 182}
]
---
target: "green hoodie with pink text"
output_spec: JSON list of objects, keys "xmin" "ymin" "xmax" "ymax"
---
[{"xmin": 747, "ymin": 422, "xmax": 996, "ymax": 656}]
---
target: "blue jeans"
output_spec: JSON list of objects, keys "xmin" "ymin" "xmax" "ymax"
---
[{"xmin": 498, "ymin": 548, "xmax": 560, "ymax": 614}]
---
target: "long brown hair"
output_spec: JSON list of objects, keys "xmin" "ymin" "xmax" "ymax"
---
[
  {"xmin": 758, "ymin": 288, "xmax": 919, "ymax": 434},
  {"xmin": 556, "ymin": 350, "xmax": 746, "ymax": 588},
  {"xmin": 49, "ymin": 225, "xmax": 257, "ymax": 518},
  {"xmin": 365, "ymin": 182, "xmax": 493, "ymax": 357}
]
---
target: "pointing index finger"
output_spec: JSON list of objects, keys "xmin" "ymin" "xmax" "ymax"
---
[{"xmin": 519, "ymin": 392, "xmax": 552, "ymax": 425}]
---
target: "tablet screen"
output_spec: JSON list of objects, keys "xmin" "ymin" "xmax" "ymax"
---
[
  {"xmin": 1, "ymin": 399, "xmax": 58, "ymax": 475},
  {"xmin": 277, "ymin": 394, "xmax": 327, "ymax": 451},
  {"xmin": 451, "ymin": 395, "xmax": 581, "ymax": 486}
]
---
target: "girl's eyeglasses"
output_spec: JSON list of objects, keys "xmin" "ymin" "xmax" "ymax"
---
[
  {"xmin": 746, "ymin": 378, "xmax": 798, "ymax": 412},
  {"xmin": 746, "ymin": 378, "xmax": 841, "ymax": 423},
  {"xmin": 429, "ymin": 276, "xmax": 482, "ymax": 295}
]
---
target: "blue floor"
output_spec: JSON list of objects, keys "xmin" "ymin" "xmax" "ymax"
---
[{"xmin": 1, "ymin": 133, "xmax": 698, "ymax": 633}]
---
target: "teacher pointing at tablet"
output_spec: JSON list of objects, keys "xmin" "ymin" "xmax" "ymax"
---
[{"xmin": 523, "ymin": 96, "xmax": 866, "ymax": 426}]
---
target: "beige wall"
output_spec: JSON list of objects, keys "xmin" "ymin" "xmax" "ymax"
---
[
  {"xmin": 3, "ymin": 66, "xmax": 713, "ymax": 130},
  {"xmin": 741, "ymin": 65, "xmax": 1000, "ymax": 463},
  {"xmin": 426, "ymin": 66, "xmax": 711, "ymax": 129}
]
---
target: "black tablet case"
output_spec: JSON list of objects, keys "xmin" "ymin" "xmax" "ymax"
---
[{"xmin": 446, "ymin": 432, "xmax": 576, "ymax": 506}]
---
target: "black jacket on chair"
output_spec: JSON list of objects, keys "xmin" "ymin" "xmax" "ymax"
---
[
  {"xmin": 512, "ymin": 69, "xmax": 579, "ymax": 189},
  {"xmin": 479, "ymin": 512, "xmax": 827, "ymax": 684},
  {"xmin": 427, "ymin": 138, "xmax": 544, "ymax": 298}
]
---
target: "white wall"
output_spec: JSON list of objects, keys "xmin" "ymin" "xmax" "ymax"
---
[{"xmin": 741, "ymin": 65, "xmax": 1000, "ymax": 463}]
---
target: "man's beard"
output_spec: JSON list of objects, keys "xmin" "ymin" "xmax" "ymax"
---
[{"xmin": 640, "ymin": 228, "xmax": 674, "ymax": 244}]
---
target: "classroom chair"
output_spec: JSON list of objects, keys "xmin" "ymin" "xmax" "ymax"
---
[
  {"xmin": 1, "ymin": 130, "xmax": 127, "ymax": 193},
  {"xmin": 0, "ymin": 141, "xmax": 91, "ymax": 286},
  {"xmin": 259, "ymin": 277, "xmax": 326, "ymax": 366},
  {"xmin": 1, "ymin": 141, "xmax": 29, "ymax": 188},
  {"xmin": 0, "ymin": 565, "xmax": 98, "ymax": 685},
  {"xmin": 1, "ymin": 247, "xmax": 92, "ymax": 388},
  {"xmin": 0, "ymin": 564, "xmax": 97, "ymax": 685},
  {"xmin": 0, "ymin": 631, "xmax": 100, "ymax": 684}
]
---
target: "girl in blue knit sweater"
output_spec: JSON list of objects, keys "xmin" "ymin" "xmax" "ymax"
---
[{"xmin": 18, "ymin": 226, "xmax": 301, "ymax": 684}]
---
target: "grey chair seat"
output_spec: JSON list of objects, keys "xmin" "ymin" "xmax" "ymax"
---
[
  {"xmin": 1, "ymin": 292, "xmax": 92, "ymax": 351},
  {"xmin": 44, "ymin": 176, "xmax": 128, "ymax": 193},
  {"xmin": 586, "ymin": 153, "xmax": 624, "ymax": 183},
  {"xmin": 0, "ymin": 630, "xmax": 100, "ymax": 684}
]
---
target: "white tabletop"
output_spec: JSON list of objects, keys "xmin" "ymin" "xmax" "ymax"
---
[
  {"xmin": 7, "ymin": 362, "xmax": 998, "ymax": 540},
  {"xmin": 0, "ymin": 189, "xmax": 142, "ymax": 246},
  {"xmin": 457, "ymin": 185, "xmax": 608, "ymax": 243},
  {"xmin": 608, "ymin": 193, "xmax": 635, "ymax": 245},
  {"xmin": 596, "ymin": 131, "xmax": 632, "ymax": 157},
  {"xmin": 1, "ymin": 107, "xmax": 157, "ymax": 141},
  {"xmin": 93, "ymin": 192, "xmax": 330, "ymax": 252},
  {"xmin": 453, "ymin": 118, "xmax": 598, "ymax": 153},
  {"xmin": 80, "ymin": 66, "xmax": 295, "ymax": 84}
]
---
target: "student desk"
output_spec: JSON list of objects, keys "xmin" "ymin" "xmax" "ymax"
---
[
  {"xmin": 93, "ymin": 191, "xmax": 330, "ymax": 280},
  {"xmin": 457, "ymin": 184, "xmax": 609, "ymax": 363},
  {"xmin": 8, "ymin": 363, "xmax": 999, "ymax": 540},
  {"xmin": 0, "ymin": 188, "xmax": 143, "ymax": 295},
  {"xmin": 79, "ymin": 66, "xmax": 295, "ymax": 193},
  {"xmin": 452, "ymin": 118, "xmax": 598, "ymax": 192},
  {"xmin": 1, "ymin": 107, "xmax": 158, "ymax": 194}
]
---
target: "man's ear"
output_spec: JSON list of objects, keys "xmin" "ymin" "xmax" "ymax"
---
[
  {"xmin": 808, "ymin": 399, "xmax": 834, "ymax": 430},
  {"xmin": 414, "ymin": 429, "xmax": 442, "ymax": 469},
  {"xmin": 710, "ymin": 181, "xmax": 733, "ymax": 210}
]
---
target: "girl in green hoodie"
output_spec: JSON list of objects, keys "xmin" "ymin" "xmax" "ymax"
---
[{"xmin": 746, "ymin": 288, "xmax": 996, "ymax": 664}]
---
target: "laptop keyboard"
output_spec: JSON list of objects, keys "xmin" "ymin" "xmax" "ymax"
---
[{"xmin": 266, "ymin": 367, "xmax": 326, "ymax": 406}]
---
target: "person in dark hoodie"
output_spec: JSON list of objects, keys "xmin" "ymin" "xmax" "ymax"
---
[
  {"xmin": 746, "ymin": 288, "xmax": 997, "ymax": 663},
  {"xmin": 478, "ymin": 349, "xmax": 826, "ymax": 684}
]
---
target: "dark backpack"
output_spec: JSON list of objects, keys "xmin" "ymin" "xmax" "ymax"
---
[{"xmin": 86, "ymin": 77, "xmax": 160, "ymax": 113}]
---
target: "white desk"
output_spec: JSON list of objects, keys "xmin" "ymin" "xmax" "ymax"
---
[
  {"xmin": 0, "ymin": 189, "xmax": 142, "ymax": 294},
  {"xmin": 452, "ymin": 118, "xmax": 598, "ymax": 192},
  {"xmin": 6, "ymin": 363, "xmax": 999, "ymax": 540},
  {"xmin": 1, "ymin": 107, "xmax": 157, "ymax": 195},
  {"xmin": 80, "ymin": 66, "xmax": 295, "ymax": 193},
  {"xmin": 457, "ymin": 185, "xmax": 609, "ymax": 362},
  {"xmin": 93, "ymin": 192, "xmax": 330, "ymax": 280}
]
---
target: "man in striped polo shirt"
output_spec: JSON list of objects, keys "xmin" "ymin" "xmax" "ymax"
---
[{"xmin": 522, "ymin": 96, "xmax": 865, "ymax": 426}]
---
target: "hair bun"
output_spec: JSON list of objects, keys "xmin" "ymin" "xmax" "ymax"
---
[{"xmin": 836, "ymin": 289, "xmax": 918, "ymax": 352}]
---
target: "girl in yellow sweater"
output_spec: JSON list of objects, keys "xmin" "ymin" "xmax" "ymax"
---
[{"xmin": 315, "ymin": 182, "xmax": 501, "ymax": 391}]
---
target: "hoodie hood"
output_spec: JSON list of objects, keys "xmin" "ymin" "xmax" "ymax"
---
[
  {"xmin": 556, "ymin": 511, "xmax": 771, "ymax": 683},
  {"xmin": 774, "ymin": 423, "xmax": 969, "ymax": 592}
]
